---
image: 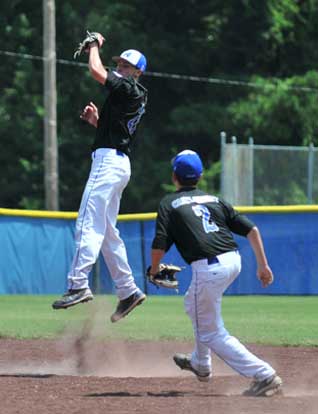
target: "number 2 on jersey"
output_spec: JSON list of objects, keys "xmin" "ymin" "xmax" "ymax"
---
[{"xmin": 192, "ymin": 204, "xmax": 219, "ymax": 233}]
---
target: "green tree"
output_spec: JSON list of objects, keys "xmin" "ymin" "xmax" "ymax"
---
[
  {"xmin": 1, "ymin": 0, "xmax": 318, "ymax": 211},
  {"xmin": 228, "ymin": 71, "xmax": 318, "ymax": 146},
  {"xmin": 1, "ymin": 6, "xmax": 44, "ymax": 208}
]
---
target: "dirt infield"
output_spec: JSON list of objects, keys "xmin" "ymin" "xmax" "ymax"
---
[{"xmin": 0, "ymin": 338, "xmax": 317, "ymax": 414}]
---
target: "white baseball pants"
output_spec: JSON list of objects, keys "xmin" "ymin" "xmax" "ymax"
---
[
  {"xmin": 67, "ymin": 148, "xmax": 139, "ymax": 300},
  {"xmin": 185, "ymin": 251, "xmax": 276, "ymax": 380}
]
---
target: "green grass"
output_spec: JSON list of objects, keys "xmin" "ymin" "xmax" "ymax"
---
[{"xmin": 0, "ymin": 295, "xmax": 317, "ymax": 346}]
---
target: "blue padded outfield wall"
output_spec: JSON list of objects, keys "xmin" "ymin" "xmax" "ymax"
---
[{"xmin": 0, "ymin": 206, "xmax": 317, "ymax": 295}]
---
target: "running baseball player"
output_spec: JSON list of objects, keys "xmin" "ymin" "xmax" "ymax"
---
[
  {"xmin": 148, "ymin": 149, "xmax": 283, "ymax": 397},
  {"xmin": 52, "ymin": 32, "xmax": 147, "ymax": 322}
]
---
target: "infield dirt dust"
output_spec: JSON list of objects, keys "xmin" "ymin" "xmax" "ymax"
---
[{"xmin": 0, "ymin": 337, "xmax": 317, "ymax": 414}]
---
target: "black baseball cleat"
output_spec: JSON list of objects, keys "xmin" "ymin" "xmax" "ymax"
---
[
  {"xmin": 52, "ymin": 288, "xmax": 94, "ymax": 310},
  {"xmin": 173, "ymin": 353, "xmax": 212, "ymax": 382},
  {"xmin": 110, "ymin": 290, "xmax": 146, "ymax": 323},
  {"xmin": 243, "ymin": 374, "xmax": 283, "ymax": 397}
]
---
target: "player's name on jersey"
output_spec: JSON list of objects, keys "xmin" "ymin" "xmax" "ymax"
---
[{"xmin": 172, "ymin": 195, "xmax": 219, "ymax": 209}]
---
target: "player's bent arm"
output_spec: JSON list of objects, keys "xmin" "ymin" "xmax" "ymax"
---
[
  {"xmin": 247, "ymin": 226, "xmax": 274, "ymax": 288},
  {"xmin": 247, "ymin": 226, "xmax": 268, "ymax": 267},
  {"xmin": 150, "ymin": 248, "xmax": 166, "ymax": 275},
  {"xmin": 80, "ymin": 102, "xmax": 99, "ymax": 127},
  {"xmin": 88, "ymin": 46, "xmax": 107, "ymax": 84}
]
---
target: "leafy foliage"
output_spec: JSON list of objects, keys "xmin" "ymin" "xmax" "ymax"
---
[{"xmin": 228, "ymin": 71, "xmax": 318, "ymax": 146}]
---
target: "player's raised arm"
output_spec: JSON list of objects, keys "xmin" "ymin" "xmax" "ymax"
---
[{"xmin": 88, "ymin": 40, "xmax": 107, "ymax": 84}]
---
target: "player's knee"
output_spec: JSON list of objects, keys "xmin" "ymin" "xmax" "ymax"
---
[{"xmin": 198, "ymin": 326, "xmax": 227, "ymax": 346}]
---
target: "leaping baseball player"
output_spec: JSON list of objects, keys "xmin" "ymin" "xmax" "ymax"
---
[
  {"xmin": 148, "ymin": 149, "xmax": 283, "ymax": 397},
  {"xmin": 52, "ymin": 32, "xmax": 147, "ymax": 322}
]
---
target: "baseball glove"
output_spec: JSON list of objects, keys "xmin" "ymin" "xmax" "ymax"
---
[
  {"xmin": 73, "ymin": 30, "xmax": 103, "ymax": 59},
  {"xmin": 146, "ymin": 264, "xmax": 182, "ymax": 289}
]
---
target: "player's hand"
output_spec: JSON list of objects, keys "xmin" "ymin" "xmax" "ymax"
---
[
  {"xmin": 86, "ymin": 33, "xmax": 105, "ymax": 51},
  {"xmin": 96, "ymin": 33, "xmax": 105, "ymax": 47},
  {"xmin": 80, "ymin": 102, "xmax": 99, "ymax": 127},
  {"xmin": 257, "ymin": 264, "xmax": 274, "ymax": 288}
]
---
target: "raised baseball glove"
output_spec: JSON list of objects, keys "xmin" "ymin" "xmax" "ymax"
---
[
  {"xmin": 146, "ymin": 264, "xmax": 182, "ymax": 289},
  {"xmin": 73, "ymin": 30, "xmax": 103, "ymax": 59}
]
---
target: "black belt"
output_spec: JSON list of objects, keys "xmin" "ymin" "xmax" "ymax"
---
[
  {"xmin": 207, "ymin": 256, "xmax": 219, "ymax": 265},
  {"xmin": 92, "ymin": 148, "xmax": 126, "ymax": 157},
  {"xmin": 208, "ymin": 250, "xmax": 238, "ymax": 264},
  {"xmin": 192, "ymin": 251, "xmax": 238, "ymax": 265}
]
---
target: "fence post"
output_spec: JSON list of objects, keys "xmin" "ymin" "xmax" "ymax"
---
[
  {"xmin": 220, "ymin": 131, "xmax": 227, "ymax": 197},
  {"xmin": 248, "ymin": 137, "xmax": 254, "ymax": 205},
  {"xmin": 307, "ymin": 142, "xmax": 314, "ymax": 204}
]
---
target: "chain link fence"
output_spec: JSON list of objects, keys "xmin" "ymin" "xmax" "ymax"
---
[{"xmin": 220, "ymin": 132, "xmax": 318, "ymax": 205}]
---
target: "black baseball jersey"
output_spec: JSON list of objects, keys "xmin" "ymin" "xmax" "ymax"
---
[
  {"xmin": 152, "ymin": 187, "xmax": 255, "ymax": 264},
  {"xmin": 92, "ymin": 70, "xmax": 148, "ymax": 155}
]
